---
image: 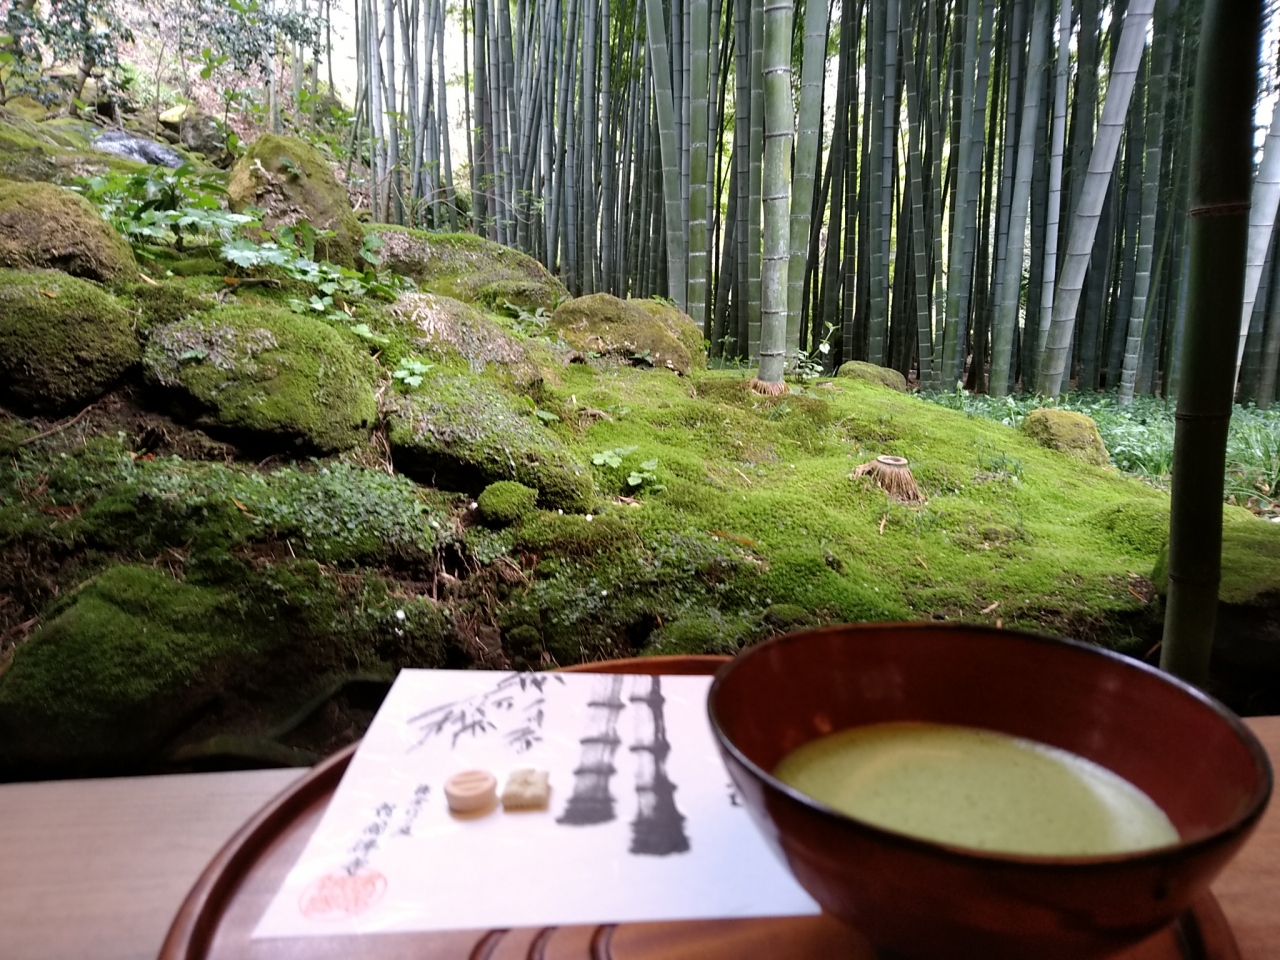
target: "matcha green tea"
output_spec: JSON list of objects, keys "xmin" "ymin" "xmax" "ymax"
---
[{"xmin": 773, "ymin": 722, "xmax": 1179, "ymax": 856}]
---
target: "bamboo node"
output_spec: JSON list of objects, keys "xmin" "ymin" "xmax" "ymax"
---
[{"xmin": 851, "ymin": 455, "xmax": 925, "ymax": 503}]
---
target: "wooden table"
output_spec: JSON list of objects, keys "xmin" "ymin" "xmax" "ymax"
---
[{"xmin": 2, "ymin": 718, "xmax": 1277, "ymax": 960}]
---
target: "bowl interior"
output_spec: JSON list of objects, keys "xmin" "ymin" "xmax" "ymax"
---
[{"xmin": 710, "ymin": 624, "xmax": 1271, "ymax": 850}]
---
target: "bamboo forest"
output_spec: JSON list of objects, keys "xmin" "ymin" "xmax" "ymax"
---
[
  {"xmin": 331, "ymin": 0, "xmax": 1276, "ymax": 401},
  {"xmin": 0, "ymin": 0, "xmax": 1278, "ymax": 779}
]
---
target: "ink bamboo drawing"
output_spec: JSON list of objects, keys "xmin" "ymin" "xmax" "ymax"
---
[
  {"xmin": 628, "ymin": 676, "xmax": 690, "ymax": 856},
  {"xmin": 557, "ymin": 675, "xmax": 628, "ymax": 825}
]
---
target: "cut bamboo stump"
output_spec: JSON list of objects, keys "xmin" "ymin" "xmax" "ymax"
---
[{"xmin": 852, "ymin": 455, "xmax": 925, "ymax": 503}]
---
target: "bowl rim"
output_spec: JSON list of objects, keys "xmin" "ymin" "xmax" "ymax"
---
[{"xmin": 707, "ymin": 622, "xmax": 1275, "ymax": 868}]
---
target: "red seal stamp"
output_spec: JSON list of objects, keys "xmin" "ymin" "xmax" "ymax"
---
[{"xmin": 299, "ymin": 869, "xmax": 387, "ymax": 919}]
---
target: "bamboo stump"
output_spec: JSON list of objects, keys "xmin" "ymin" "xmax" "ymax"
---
[{"xmin": 852, "ymin": 455, "xmax": 924, "ymax": 503}]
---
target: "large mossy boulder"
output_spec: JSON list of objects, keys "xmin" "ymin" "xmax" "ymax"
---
[
  {"xmin": 0, "ymin": 179, "xmax": 136, "ymax": 281},
  {"xmin": 144, "ymin": 305, "xmax": 377, "ymax": 453},
  {"xmin": 228, "ymin": 134, "xmax": 363, "ymax": 267},
  {"xmin": 1020, "ymin": 408, "xmax": 1110, "ymax": 466},
  {"xmin": 836, "ymin": 360, "xmax": 908, "ymax": 391},
  {"xmin": 0, "ymin": 269, "xmax": 141, "ymax": 414},
  {"xmin": 0, "ymin": 565, "xmax": 263, "ymax": 774},
  {"xmin": 386, "ymin": 292, "xmax": 542, "ymax": 387},
  {"xmin": 387, "ymin": 369, "xmax": 594, "ymax": 510},
  {"xmin": 372, "ymin": 226, "xmax": 569, "ymax": 311},
  {"xmin": 549, "ymin": 293, "xmax": 704, "ymax": 375}
]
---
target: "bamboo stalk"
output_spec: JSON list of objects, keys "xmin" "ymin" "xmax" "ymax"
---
[{"xmin": 1160, "ymin": 0, "xmax": 1261, "ymax": 685}]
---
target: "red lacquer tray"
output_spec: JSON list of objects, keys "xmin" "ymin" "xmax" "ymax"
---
[{"xmin": 159, "ymin": 655, "xmax": 1240, "ymax": 960}]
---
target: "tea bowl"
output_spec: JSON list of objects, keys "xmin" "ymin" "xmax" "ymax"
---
[{"xmin": 707, "ymin": 623, "xmax": 1272, "ymax": 960}]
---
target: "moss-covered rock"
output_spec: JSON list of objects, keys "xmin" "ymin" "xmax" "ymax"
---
[
  {"xmin": 1020, "ymin": 408, "xmax": 1110, "ymax": 466},
  {"xmin": 385, "ymin": 292, "xmax": 542, "ymax": 387},
  {"xmin": 0, "ymin": 179, "xmax": 137, "ymax": 281},
  {"xmin": 387, "ymin": 369, "xmax": 594, "ymax": 509},
  {"xmin": 836, "ymin": 360, "xmax": 908, "ymax": 391},
  {"xmin": 477, "ymin": 480, "xmax": 539, "ymax": 526},
  {"xmin": 1090, "ymin": 498, "xmax": 1170, "ymax": 556},
  {"xmin": 549, "ymin": 294, "xmax": 703, "ymax": 374},
  {"xmin": 0, "ymin": 269, "xmax": 141, "ymax": 414},
  {"xmin": 0, "ymin": 565, "xmax": 262, "ymax": 774},
  {"xmin": 143, "ymin": 305, "xmax": 377, "ymax": 453},
  {"xmin": 631, "ymin": 299, "xmax": 708, "ymax": 370},
  {"xmin": 121, "ymin": 275, "xmax": 224, "ymax": 330},
  {"xmin": 371, "ymin": 225, "xmax": 569, "ymax": 310},
  {"xmin": 227, "ymin": 134, "xmax": 363, "ymax": 267}
]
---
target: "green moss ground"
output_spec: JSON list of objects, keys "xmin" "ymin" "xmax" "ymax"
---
[{"xmin": 503, "ymin": 366, "xmax": 1228, "ymax": 660}]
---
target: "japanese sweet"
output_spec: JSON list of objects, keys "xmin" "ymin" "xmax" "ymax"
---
[{"xmin": 707, "ymin": 623, "xmax": 1272, "ymax": 960}]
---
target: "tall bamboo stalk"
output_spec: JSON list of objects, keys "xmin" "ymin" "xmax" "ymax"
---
[
  {"xmin": 1034, "ymin": 0, "xmax": 1157, "ymax": 397},
  {"xmin": 1160, "ymin": 0, "xmax": 1261, "ymax": 686}
]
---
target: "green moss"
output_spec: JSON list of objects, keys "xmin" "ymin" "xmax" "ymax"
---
[
  {"xmin": 144, "ymin": 305, "xmax": 377, "ymax": 453},
  {"xmin": 836, "ymin": 360, "xmax": 908, "ymax": 391},
  {"xmin": 762, "ymin": 603, "xmax": 819, "ymax": 631},
  {"xmin": 371, "ymin": 225, "xmax": 568, "ymax": 310},
  {"xmin": 0, "ymin": 269, "xmax": 140, "ymax": 414},
  {"xmin": 1089, "ymin": 499, "xmax": 1170, "ymax": 556},
  {"xmin": 0, "ymin": 565, "xmax": 261, "ymax": 773},
  {"xmin": 1153, "ymin": 509, "xmax": 1280, "ymax": 605},
  {"xmin": 1020, "ymin": 408, "xmax": 1110, "ymax": 467},
  {"xmin": 550, "ymin": 294, "xmax": 702, "ymax": 375},
  {"xmin": 646, "ymin": 609, "xmax": 757, "ymax": 656},
  {"xmin": 168, "ymin": 257, "xmax": 226, "ymax": 277},
  {"xmin": 384, "ymin": 292, "xmax": 543, "ymax": 388},
  {"xmin": 227, "ymin": 134, "xmax": 363, "ymax": 267},
  {"xmin": 477, "ymin": 480, "xmax": 539, "ymax": 526},
  {"xmin": 632, "ymin": 299, "xmax": 708, "ymax": 370},
  {"xmin": 120, "ymin": 275, "xmax": 223, "ymax": 330},
  {"xmin": 0, "ymin": 178, "xmax": 137, "ymax": 281},
  {"xmin": 387, "ymin": 368, "xmax": 595, "ymax": 510},
  {"xmin": 514, "ymin": 510, "xmax": 637, "ymax": 554}
]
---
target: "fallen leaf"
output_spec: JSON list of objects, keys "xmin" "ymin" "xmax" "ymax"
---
[
  {"xmin": 916, "ymin": 555, "xmax": 929, "ymax": 570},
  {"xmin": 980, "ymin": 601, "xmax": 1000, "ymax": 614},
  {"xmin": 137, "ymin": 272, "xmax": 160, "ymax": 287},
  {"xmin": 39, "ymin": 289, "xmax": 56, "ymax": 298}
]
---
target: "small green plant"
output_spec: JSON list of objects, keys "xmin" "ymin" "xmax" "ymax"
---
[
  {"xmin": 392, "ymin": 357, "xmax": 433, "ymax": 388},
  {"xmin": 793, "ymin": 322, "xmax": 836, "ymax": 381},
  {"xmin": 349, "ymin": 323, "xmax": 390, "ymax": 346},
  {"xmin": 591, "ymin": 446, "xmax": 638, "ymax": 469},
  {"xmin": 590, "ymin": 446, "xmax": 665, "ymax": 492},
  {"xmin": 976, "ymin": 445, "xmax": 1024, "ymax": 482},
  {"xmin": 73, "ymin": 164, "xmax": 256, "ymax": 251},
  {"xmin": 500, "ymin": 300, "xmax": 552, "ymax": 338},
  {"xmin": 627, "ymin": 459, "xmax": 666, "ymax": 492}
]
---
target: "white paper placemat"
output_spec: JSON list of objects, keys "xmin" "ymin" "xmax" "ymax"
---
[{"xmin": 253, "ymin": 669, "xmax": 820, "ymax": 938}]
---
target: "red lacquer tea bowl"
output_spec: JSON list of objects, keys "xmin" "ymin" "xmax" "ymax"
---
[{"xmin": 707, "ymin": 624, "xmax": 1272, "ymax": 960}]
